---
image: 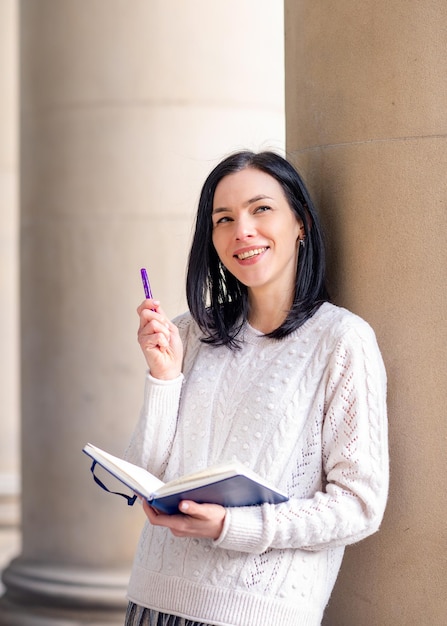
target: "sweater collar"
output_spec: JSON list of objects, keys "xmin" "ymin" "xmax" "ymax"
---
[{"xmin": 241, "ymin": 302, "xmax": 332, "ymax": 346}]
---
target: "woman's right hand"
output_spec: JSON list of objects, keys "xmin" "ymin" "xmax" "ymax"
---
[{"xmin": 136, "ymin": 300, "xmax": 183, "ymax": 380}]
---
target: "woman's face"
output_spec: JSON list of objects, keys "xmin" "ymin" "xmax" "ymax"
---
[{"xmin": 211, "ymin": 167, "xmax": 304, "ymax": 300}]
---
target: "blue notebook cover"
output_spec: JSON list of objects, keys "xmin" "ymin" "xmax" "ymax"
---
[{"xmin": 149, "ymin": 474, "xmax": 289, "ymax": 514}]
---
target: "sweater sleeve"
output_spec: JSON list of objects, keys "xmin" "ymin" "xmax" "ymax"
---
[
  {"xmin": 123, "ymin": 372, "xmax": 184, "ymax": 479},
  {"xmin": 215, "ymin": 321, "xmax": 389, "ymax": 554},
  {"xmin": 123, "ymin": 312, "xmax": 194, "ymax": 477}
]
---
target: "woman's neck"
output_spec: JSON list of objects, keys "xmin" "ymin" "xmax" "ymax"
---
[{"xmin": 247, "ymin": 290, "xmax": 293, "ymax": 334}]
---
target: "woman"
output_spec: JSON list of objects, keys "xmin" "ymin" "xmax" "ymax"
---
[{"xmin": 124, "ymin": 151, "xmax": 389, "ymax": 626}]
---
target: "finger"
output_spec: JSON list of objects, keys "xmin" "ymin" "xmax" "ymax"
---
[
  {"xmin": 178, "ymin": 501, "xmax": 220, "ymax": 520},
  {"xmin": 138, "ymin": 321, "xmax": 172, "ymax": 348},
  {"xmin": 140, "ymin": 333, "xmax": 171, "ymax": 353},
  {"xmin": 138, "ymin": 308, "xmax": 171, "ymax": 334},
  {"xmin": 138, "ymin": 317, "xmax": 171, "ymax": 344},
  {"xmin": 136, "ymin": 301, "xmax": 162, "ymax": 328},
  {"xmin": 145, "ymin": 507, "xmax": 180, "ymax": 530},
  {"xmin": 179, "ymin": 501, "xmax": 194, "ymax": 515},
  {"xmin": 137, "ymin": 306, "xmax": 158, "ymax": 331},
  {"xmin": 137, "ymin": 299, "xmax": 169, "ymax": 317},
  {"xmin": 142, "ymin": 500, "xmax": 161, "ymax": 520},
  {"xmin": 139, "ymin": 317, "xmax": 171, "ymax": 337}
]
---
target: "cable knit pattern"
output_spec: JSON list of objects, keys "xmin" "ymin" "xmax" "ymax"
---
[{"xmin": 126, "ymin": 302, "xmax": 388, "ymax": 626}]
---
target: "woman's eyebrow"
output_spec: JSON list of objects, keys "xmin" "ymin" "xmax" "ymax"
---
[
  {"xmin": 212, "ymin": 194, "xmax": 273, "ymax": 215},
  {"xmin": 245, "ymin": 194, "xmax": 273, "ymax": 206}
]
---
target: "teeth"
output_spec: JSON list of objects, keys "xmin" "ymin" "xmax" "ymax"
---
[{"xmin": 237, "ymin": 247, "xmax": 267, "ymax": 260}]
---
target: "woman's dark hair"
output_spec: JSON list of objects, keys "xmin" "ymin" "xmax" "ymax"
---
[{"xmin": 186, "ymin": 150, "xmax": 329, "ymax": 348}]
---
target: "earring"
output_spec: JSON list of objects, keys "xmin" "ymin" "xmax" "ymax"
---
[{"xmin": 299, "ymin": 237, "xmax": 305, "ymax": 248}]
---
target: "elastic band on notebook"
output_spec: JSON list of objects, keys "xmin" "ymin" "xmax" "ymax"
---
[{"xmin": 90, "ymin": 460, "xmax": 137, "ymax": 506}]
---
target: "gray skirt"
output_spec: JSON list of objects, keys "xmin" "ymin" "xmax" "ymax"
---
[{"xmin": 125, "ymin": 602, "xmax": 212, "ymax": 626}]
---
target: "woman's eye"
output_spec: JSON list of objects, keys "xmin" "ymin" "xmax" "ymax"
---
[
  {"xmin": 254, "ymin": 205, "xmax": 271, "ymax": 214},
  {"xmin": 214, "ymin": 216, "xmax": 232, "ymax": 225}
]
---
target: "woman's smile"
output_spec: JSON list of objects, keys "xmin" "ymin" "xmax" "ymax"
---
[{"xmin": 234, "ymin": 246, "xmax": 269, "ymax": 262}]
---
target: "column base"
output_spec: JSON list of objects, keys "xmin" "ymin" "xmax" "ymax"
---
[{"xmin": 0, "ymin": 557, "xmax": 129, "ymax": 625}]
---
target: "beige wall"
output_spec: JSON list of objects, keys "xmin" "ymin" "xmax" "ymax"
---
[
  {"xmin": 285, "ymin": 1, "xmax": 447, "ymax": 624},
  {"xmin": 0, "ymin": 0, "xmax": 20, "ymax": 527}
]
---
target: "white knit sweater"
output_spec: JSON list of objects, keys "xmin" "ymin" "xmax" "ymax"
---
[{"xmin": 125, "ymin": 302, "xmax": 389, "ymax": 626}]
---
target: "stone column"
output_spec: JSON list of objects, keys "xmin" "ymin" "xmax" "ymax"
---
[
  {"xmin": 0, "ymin": 1, "xmax": 284, "ymax": 623},
  {"xmin": 285, "ymin": 1, "xmax": 447, "ymax": 624},
  {"xmin": 0, "ymin": 0, "xmax": 20, "ymax": 530}
]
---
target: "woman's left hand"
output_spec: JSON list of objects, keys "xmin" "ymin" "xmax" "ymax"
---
[{"xmin": 142, "ymin": 499, "xmax": 226, "ymax": 540}]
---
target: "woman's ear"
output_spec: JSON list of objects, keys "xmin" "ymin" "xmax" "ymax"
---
[{"xmin": 296, "ymin": 218, "xmax": 306, "ymax": 243}]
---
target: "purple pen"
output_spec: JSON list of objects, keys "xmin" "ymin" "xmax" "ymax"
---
[{"xmin": 140, "ymin": 268, "xmax": 153, "ymax": 300}]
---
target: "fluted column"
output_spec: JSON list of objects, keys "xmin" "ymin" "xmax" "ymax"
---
[
  {"xmin": 285, "ymin": 1, "xmax": 447, "ymax": 624},
  {"xmin": 0, "ymin": 1, "xmax": 284, "ymax": 623},
  {"xmin": 0, "ymin": 0, "xmax": 20, "ymax": 530}
]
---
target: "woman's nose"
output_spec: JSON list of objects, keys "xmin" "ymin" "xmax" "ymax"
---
[{"xmin": 234, "ymin": 215, "xmax": 256, "ymax": 239}]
